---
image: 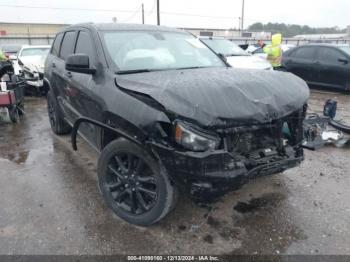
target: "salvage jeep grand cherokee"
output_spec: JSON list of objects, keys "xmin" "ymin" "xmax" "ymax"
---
[{"xmin": 44, "ymin": 23, "xmax": 309, "ymax": 226}]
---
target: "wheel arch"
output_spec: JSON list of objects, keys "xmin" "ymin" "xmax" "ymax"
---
[{"xmin": 71, "ymin": 116, "xmax": 144, "ymax": 152}]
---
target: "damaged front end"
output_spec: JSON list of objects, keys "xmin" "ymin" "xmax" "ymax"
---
[
  {"xmin": 151, "ymin": 105, "xmax": 307, "ymax": 201},
  {"xmin": 22, "ymin": 64, "xmax": 44, "ymax": 88}
]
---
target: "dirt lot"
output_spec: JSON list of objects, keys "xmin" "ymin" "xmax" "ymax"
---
[{"xmin": 0, "ymin": 90, "xmax": 350, "ymax": 255}]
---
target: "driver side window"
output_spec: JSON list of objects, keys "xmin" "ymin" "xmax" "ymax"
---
[
  {"xmin": 319, "ymin": 47, "xmax": 342, "ymax": 64},
  {"xmin": 75, "ymin": 31, "xmax": 95, "ymax": 61}
]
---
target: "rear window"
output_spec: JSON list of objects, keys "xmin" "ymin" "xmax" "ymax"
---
[
  {"xmin": 59, "ymin": 31, "xmax": 76, "ymax": 61},
  {"xmin": 21, "ymin": 48, "xmax": 50, "ymax": 57},
  {"xmin": 291, "ymin": 47, "xmax": 316, "ymax": 59},
  {"xmin": 51, "ymin": 33, "xmax": 63, "ymax": 56}
]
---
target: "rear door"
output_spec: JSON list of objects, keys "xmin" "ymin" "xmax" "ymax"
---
[
  {"xmin": 317, "ymin": 46, "xmax": 350, "ymax": 90},
  {"xmin": 52, "ymin": 30, "xmax": 77, "ymax": 123},
  {"xmin": 283, "ymin": 46, "xmax": 318, "ymax": 83},
  {"xmin": 45, "ymin": 32, "xmax": 63, "ymax": 88}
]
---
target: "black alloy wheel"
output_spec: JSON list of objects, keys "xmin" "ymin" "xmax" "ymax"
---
[
  {"xmin": 98, "ymin": 138, "xmax": 177, "ymax": 226},
  {"xmin": 105, "ymin": 152, "xmax": 158, "ymax": 215}
]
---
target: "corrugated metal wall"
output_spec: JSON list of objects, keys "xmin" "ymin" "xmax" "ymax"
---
[{"xmin": 0, "ymin": 23, "xmax": 67, "ymax": 36}]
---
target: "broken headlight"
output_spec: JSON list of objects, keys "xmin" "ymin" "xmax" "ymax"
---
[{"xmin": 175, "ymin": 122, "xmax": 220, "ymax": 152}]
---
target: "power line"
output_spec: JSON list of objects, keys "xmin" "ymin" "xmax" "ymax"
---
[
  {"xmin": 160, "ymin": 11, "xmax": 236, "ymax": 20},
  {"xmin": 146, "ymin": 0, "xmax": 157, "ymax": 16},
  {"xmin": 0, "ymin": 3, "xmax": 262, "ymax": 24},
  {"xmin": 119, "ymin": 6, "xmax": 142, "ymax": 23},
  {"xmin": 0, "ymin": 4, "xmax": 138, "ymax": 13}
]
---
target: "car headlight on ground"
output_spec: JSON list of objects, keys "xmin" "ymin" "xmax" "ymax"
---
[{"xmin": 175, "ymin": 122, "xmax": 220, "ymax": 152}]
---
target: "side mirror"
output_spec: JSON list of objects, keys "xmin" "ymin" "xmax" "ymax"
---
[
  {"xmin": 18, "ymin": 59, "xmax": 24, "ymax": 66},
  {"xmin": 9, "ymin": 55, "xmax": 17, "ymax": 61},
  {"xmin": 65, "ymin": 54, "xmax": 96, "ymax": 74},
  {"xmin": 338, "ymin": 58, "xmax": 348, "ymax": 64}
]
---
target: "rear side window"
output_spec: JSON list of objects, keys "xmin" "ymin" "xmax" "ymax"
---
[
  {"xmin": 51, "ymin": 33, "xmax": 63, "ymax": 56},
  {"xmin": 75, "ymin": 31, "xmax": 94, "ymax": 58},
  {"xmin": 59, "ymin": 31, "xmax": 76, "ymax": 61},
  {"xmin": 291, "ymin": 47, "xmax": 316, "ymax": 59},
  {"xmin": 319, "ymin": 47, "xmax": 342, "ymax": 63}
]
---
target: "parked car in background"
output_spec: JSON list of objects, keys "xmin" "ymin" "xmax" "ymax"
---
[
  {"xmin": 0, "ymin": 44, "xmax": 22, "ymax": 60},
  {"xmin": 200, "ymin": 37, "xmax": 273, "ymax": 70},
  {"xmin": 45, "ymin": 23, "xmax": 309, "ymax": 226},
  {"xmin": 248, "ymin": 44, "xmax": 295, "ymax": 60},
  {"xmin": 15, "ymin": 45, "xmax": 51, "ymax": 95},
  {"xmin": 282, "ymin": 44, "xmax": 350, "ymax": 91}
]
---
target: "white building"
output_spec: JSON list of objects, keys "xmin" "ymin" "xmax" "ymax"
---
[{"xmin": 179, "ymin": 27, "xmax": 271, "ymax": 39}]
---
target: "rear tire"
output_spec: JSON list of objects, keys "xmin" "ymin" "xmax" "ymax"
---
[
  {"xmin": 97, "ymin": 138, "xmax": 177, "ymax": 226},
  {"xmin": 47, "ymin": 90, "xmax": 71, "ymax": 135},
  {"xmin": 17, "ymin": 101, "xmax": 25, "ymax": 116},
  {"xmin": 8, "ymin": 106, "xmax": 19, "ymax": 123}
]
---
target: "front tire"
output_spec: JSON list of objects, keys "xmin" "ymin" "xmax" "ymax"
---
[{"xmin": 97, "ymin": 138, "xmax": 177, "ymax": 226}]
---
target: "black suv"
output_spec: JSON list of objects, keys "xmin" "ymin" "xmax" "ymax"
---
[{"xmin": 45, "ymin": 23, "xmax": 309, "ymax": 226}]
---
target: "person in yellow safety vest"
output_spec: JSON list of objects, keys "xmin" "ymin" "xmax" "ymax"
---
[
  {"xmin": 0, "ymin": 50, "xmax": 7, "ymax": 61},
  {"xmin": 263, "ymin": 33, "xmax": 283, "ymax": 70}
]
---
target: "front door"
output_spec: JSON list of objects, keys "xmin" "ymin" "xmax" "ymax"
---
[
  {"xmin": 65, "ymin": 29, "xmax": 104, "ymax": 149},
  {"xmin": 318, "ymin": 47, "xmax": 350, "ymax": 90}
]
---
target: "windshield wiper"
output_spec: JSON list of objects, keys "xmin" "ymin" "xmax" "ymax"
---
[
  {"xmin": 116, "ymin": 69, "xmax": 163, "ymax": 75},
  {"xmin": 117, "ymin": 66, "xmax": 213, "ymax": 74},
  {"xmin": 175, "ymin": 66, "xmax": 210, "ymax": 70}
]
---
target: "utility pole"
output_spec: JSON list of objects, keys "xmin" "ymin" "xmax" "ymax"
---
[
  {"xmin": 142, "ymin": 3, "xmax": 145, "ymax": 24},
  {"xmin": 157, "ymin": 0, "xmax": 160, "ymax": 25},
  {"xmin": 238, "ymin": 17, "xmax": 241, "ymax": 36},
  {"xmin": 241, "ymin": 0, "xmax": 245, "ymax": 36}
]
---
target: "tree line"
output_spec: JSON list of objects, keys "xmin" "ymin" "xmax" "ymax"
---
[{"xmin": 248, "ymin": 22, "xmax": 347, "ymax": 37}]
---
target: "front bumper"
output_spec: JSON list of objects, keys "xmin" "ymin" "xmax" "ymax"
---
[{"xmin": 152, "ymin": 143, "xmax": 303, "ymax": 201}]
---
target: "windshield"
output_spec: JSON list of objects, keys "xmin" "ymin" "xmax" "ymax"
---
[
  {"xmin": 102, "ymin": 31, "xmax": 225, "ymax": 72},
  {"xmin": 21, "ymin": 48, "xmax": 50, "ymax": 57},
  {"xmin": 339, "ymin": 46, "xmax": 350, "ymax": 56},
  {"xmin": 201, "ymin": 39, "xmax": 249, "ymax": 56}
]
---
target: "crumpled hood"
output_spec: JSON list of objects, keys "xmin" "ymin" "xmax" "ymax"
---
[
  {"xmin": 116, "ymin": 67, "xmax": 309, "ymax": 128},
  {"xmin": 19, "ymin": 55, "xmax": 46, "ymax": 73},
  {"xmin": 226, "ymin": 55, "xmax": 272, "ymax": 70}
]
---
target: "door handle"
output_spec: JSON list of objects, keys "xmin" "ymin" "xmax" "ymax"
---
[{"xmin": 52, "ymin": 62, "xmax": 56, "ymax": 68}]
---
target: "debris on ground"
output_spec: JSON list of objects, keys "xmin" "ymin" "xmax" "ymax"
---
[{"xmin": 303, "ymin": 100, "xmax": 350, "ymax": 150}]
